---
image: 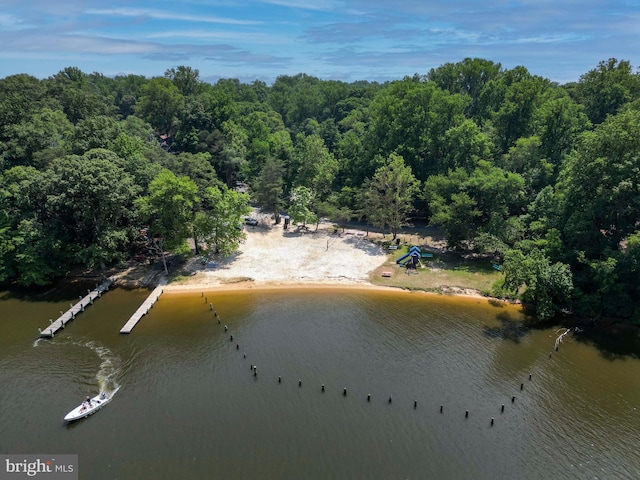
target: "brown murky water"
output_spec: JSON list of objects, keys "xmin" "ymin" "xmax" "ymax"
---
[{"xmin": 1, "ymin": 285, "xmax": 639, "ymax": 479}]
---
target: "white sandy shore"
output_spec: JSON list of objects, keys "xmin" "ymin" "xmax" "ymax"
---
[
  {"xmin": 166, "ymin": 218, "xmax": 389, "ymax": 292},
  {"xmin": 162, "ymin": 217, "xmax": 497, "ymax": 303}
]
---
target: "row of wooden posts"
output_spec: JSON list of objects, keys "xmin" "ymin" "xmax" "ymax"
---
[{"xmin": 199, "ymin": 292, "xmax": 546, "ymax": 428}]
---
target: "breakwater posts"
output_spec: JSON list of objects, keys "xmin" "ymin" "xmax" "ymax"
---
[
  {"xmin": 206, "ymin": 293, "xmax": 547, "ymax": 429},
  {"xmin": 119, "ymin": 277, "xmax": 168, "ymax": 334},
  {"xmin": 38, "ymin": 278, "xmax": 115, "ymax": 338}
]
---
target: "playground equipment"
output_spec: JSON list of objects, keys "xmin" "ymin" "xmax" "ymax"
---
[{"xmin": 396, "ymin": 246, "xmax": 421, "ymax": 266}]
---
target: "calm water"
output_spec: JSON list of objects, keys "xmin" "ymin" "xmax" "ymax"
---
[{"xmin": 1, "ymin": 285, "xmax": 639, "ymax": 479}]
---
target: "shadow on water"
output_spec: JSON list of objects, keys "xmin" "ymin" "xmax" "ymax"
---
[
  {"xmin": 483, "ymin": 313, "xmax": 531, "ymax": 343},
  {"xmin": 574, "ymin": 321, "xmax": 640, "ymax": 360},
  {"xmin": 483, "ymin": 302, "xmax": 640, "ymax": 360},
  {"xmin": 482, "ymin": 306, "xmax": 540, "ymax": 343},
  {"xmin": 0, "ymin": 278, "xmax": 102, "ymax": 303}
]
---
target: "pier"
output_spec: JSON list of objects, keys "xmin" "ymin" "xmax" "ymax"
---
[
  {"xmin": 39, "ymin": 278, "xmax": 114, "ymax": 338},
  {"xmin": 119, "ymin": 277, "xmax": 167, "ymax": 334}
]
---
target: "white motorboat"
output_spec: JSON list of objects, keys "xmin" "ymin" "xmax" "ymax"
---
[{"xmin": 64, "ymin": 387, "xmax": 120, "ymax": 422}]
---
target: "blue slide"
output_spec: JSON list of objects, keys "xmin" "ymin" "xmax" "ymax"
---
[{"xmin": 396, "ymin": 246, "xmax": 421, "ymax": 265}]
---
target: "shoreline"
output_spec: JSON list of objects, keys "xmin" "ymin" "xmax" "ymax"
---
[
  {"xmin": 113, "ymin": 220, "xmax": 515, "ymax": 305},
  {"xmin": 162, "ymin": 278, "xmax": 499, "ymax": 302}
]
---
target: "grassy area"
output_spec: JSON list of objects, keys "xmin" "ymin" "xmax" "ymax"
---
[{"xmin": 369, "ymin": 244, "xmax": 503, "ymax": 295}]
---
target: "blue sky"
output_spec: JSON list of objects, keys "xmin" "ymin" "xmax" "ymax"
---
[{"xmin": 0, "ymin": 0, "xmax": 638, "ymax": 84}]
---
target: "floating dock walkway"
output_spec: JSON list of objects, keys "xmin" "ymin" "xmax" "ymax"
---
[
  {"xmin": 39, "ymin": 278, "xmax": 114, "ymax": 338},
  {"xmin": 119, "ymin": 277, "xmax": 167, "ymax": 334}
]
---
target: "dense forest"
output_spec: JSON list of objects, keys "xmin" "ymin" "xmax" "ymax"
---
[{"xmin": 1, "ymin": 58, "xmax": 639, "ymax": 322}]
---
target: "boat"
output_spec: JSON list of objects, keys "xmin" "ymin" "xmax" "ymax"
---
[{"xmin": 63, "ymin": 387, "xmax": 120, "ymax": 422}]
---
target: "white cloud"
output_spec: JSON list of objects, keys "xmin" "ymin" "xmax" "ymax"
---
[
  {"xmin": 85, "ymin": 8, "xmax": 262, "ymax": 25},
  {"xmin": 256, "ymin": 0, "xmax": 343, "ymax": 12},
  {"xmin": 144, "ymin": 30, "xmax": 291, "ymax": 45},
  {"xmin": 0, "ymin": 13, "xmax": 32, "ymax": 30}
]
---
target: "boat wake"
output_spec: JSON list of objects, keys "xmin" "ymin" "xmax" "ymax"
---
[
  {"xmin": 83, "ymin": 340, "xmax": 121, "ymax": 393},
  {"xmin": 44, "ymin": 337, "xmax": 122, "ymax": 393}
]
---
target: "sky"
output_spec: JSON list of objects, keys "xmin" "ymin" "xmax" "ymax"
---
[{"xmin": 0, "ymin": 0, "xmax": 638, "ymax": 85}]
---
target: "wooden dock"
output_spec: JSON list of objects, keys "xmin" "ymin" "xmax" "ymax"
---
[
  {"xmin": 120, "ymin": 277, "xmax": 167, "ymax": 334},
  {"xmin": 39, "ymin": 278, "xmax": 114, "ymax": 338}
]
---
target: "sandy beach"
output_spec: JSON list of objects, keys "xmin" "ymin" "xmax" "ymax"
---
[{"xmin": 166, "ymin": 217, "xmax": 389, "ymax": 292}]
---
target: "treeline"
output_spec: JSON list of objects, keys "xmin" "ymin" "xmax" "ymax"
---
[{"xmin": 1, "ymin": 59, "xmax": 639, "ymax": 322}]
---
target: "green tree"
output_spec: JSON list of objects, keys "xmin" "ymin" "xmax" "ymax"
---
[
  {"xmin": 427, "ymin": 189, "xmax": 481, "ymax": 248},
  {"xmin": 0, "ymin": 74, "xmax": 50, "ymax": 129},
  {"xmin": 557, "ymin": 109, "xmax": 640, "ymax": 256},
  {"xmin": 165, "ymin": 66, "xmax": 202, "ymax": 97},
  {"xmin": 111, "ymin": 74, "xmax": 148, "ymax": 117},
  {"xmin": 335, "ymin": 123, "xmax": 368, "ymax": 187},
  {"xmin": 532, "ymin": 91, "xmax": 591, "ymax": 166},
  {"xmin": 425, "ymin": 162, "xmax": 524, "ymax": 247},
  {"xmin": 109, "ymin": 134, "xmax": 162, "ymax": 189},
  {"xmin": 196, "ymin": 185, "xmax": 250, "ymax": 256},
  {"xmin": 237, "ymin": 110, "xmax": 290, "ymax": 182},
  {"xmin": 573, "ymin": 58, "xmax": 640, "ymax": 124},
  {"xmin": 0, "ymin": 166, "xmax": 57, "ymax": 285},
  {"xmin": 1, "ymin": 157, "xmax": 140, "ymax": 285},
  {"xmin": 253, "ymin": 157, "xmax": 285, "ymax": 223},
  {"xmin": 441, "ymin": 119, "xmax": 493, "ymax": 171},
  {"xmin": 289, "ymin": 186, "xmax": 317, "ymax": 227},
  {"xmin": 491, "ymin": 67, "xmax": 550, "ymax": 152},
  {"xmin": 619, "ymin": 232, "xmax": 640, "ymax": 320},
  {"xmin": 500, "ymin": 136, "xmax": 552, "ymax": 197},
  {"xmin": 293, "ymin": 134, "xmax": 338, "ymax": 198},
  {"xmin": 137, "ymin": 169, "xmax": 198, "ymax": 272},
  {"xmin": 1, "ymin": 108, "xmax": 73, "ymax": 168},
  {"xmin": 501, "ymin": 247, "xmax": 573, "ymax": 321},
  {"xmin": 427, "ymin": 57, "xmax": 503, "ymax": 119},
  {"xmin": 11, "ymin": 218, "xmax": 58, "ymax": 286},
  {"xmin": 159, "ymin": 152, "xmax": 221, "ymax": 192},
  {"xmin": 136, "ymin": 78, "xmax": 185, "ymax": 134},
  {"xmin": 216, "ymin": 120, "xmax": 248, "ymax": 186},
  {"xmin": 45, "ymin": 67, "xmax": 116, "ymax": 124},
  {"xmin": 365, "ymin": 78, "xmax": 468, "ymax": 180},
  {"xmin": 360, "ymin": 153, "xmax": 420, "ymax": 239},
  {"xmin": 34, "ymin": 155, "xmax": 140, "ymax": 269},
  {"xmin": 71, "ymin": 115, "xmax": 123, "ymax": 154}
]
